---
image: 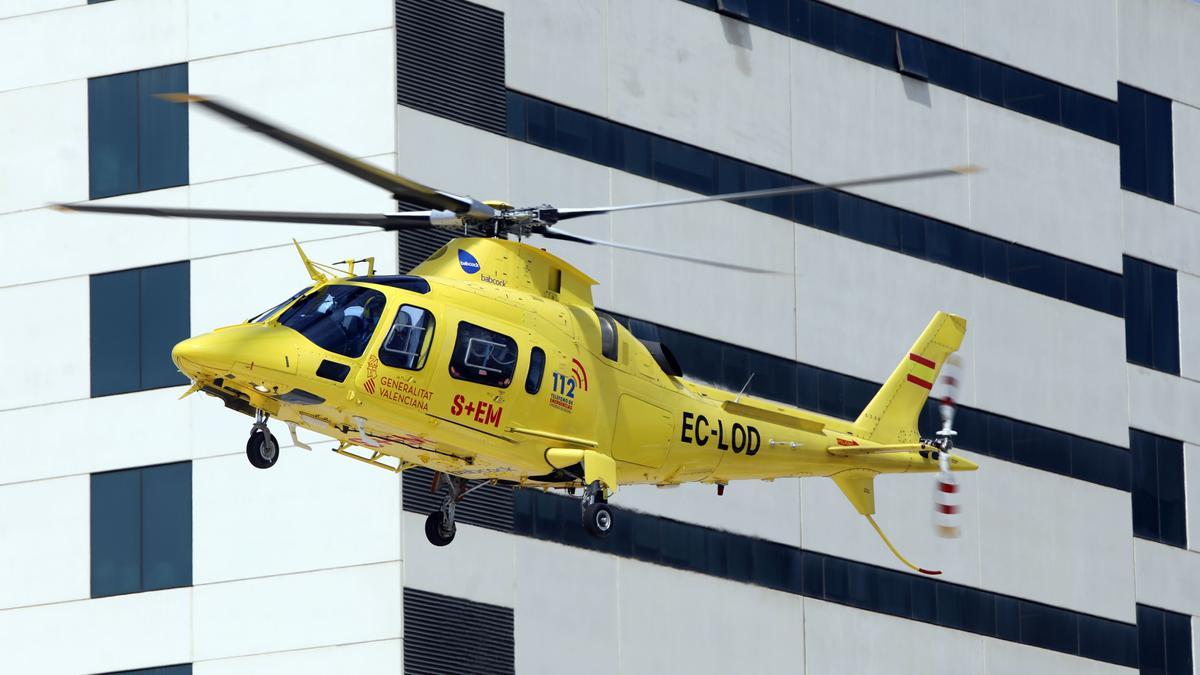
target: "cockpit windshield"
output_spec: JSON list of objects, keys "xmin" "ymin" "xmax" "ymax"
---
[
  {"xmin": 277, "ymin": 284, "xmax": 386, "ymax": 358},
  {"xmin": 249, "ymin": 286, "xmax": 312, "ymax": 323}
]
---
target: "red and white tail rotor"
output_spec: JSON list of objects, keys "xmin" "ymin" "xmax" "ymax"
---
[{"xmin": 932, "ymin": 354, "xmax": 964, "ymax": 538}]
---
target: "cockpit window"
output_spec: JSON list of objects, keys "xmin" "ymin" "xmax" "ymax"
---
[
  {"xmin": 278, "ymin": 284, "xmax": 386, "ymax": 358},
  {"xmin": 249, "ymin": 286, "xmax": 312, "ymax": 323},
  {"xmin": 449, "ymin": 321, "xmax": 518, "ymax": 388},
  {"xmin": 380, "ymin": 305, "xmax": 435, "ymax": 370}
]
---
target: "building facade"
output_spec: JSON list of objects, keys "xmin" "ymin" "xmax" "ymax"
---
[{"xmin": 1, "ymin": 0, "xmax": 1199, "ymax": 672}]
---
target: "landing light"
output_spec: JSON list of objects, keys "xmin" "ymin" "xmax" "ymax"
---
[{"xmin": 253, "ymin": 384, "xmax": 270, "ymax": 393}]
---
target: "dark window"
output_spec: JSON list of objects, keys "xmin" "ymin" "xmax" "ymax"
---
[
  {"xmin": 278, "ymin": 285, "xmax": 387, "ymax": 358},
  {"xmin": 404, "ymin": 587, "xmax": 514, "ymax": 675},
  {"xmin": 1124, "ymin": 256, "xmax": 1180, "ymax": 375},
  {"xmin": 91, "ymin": 462, "xmax": 192, "ymax": 598},
  {"xmin": 379, "ymin": 305, "xmax": 435, "ymax": 370},
  {"xmin": 525, "ymin": 347, "xmax": 546, "ymax": 394},
  {"xmin": 449, "ymin": 321, "xmax": 519, "ymax": 388},
  {"xmin": 716, "ymin": 0, "xmax": 749, "ymax": 20},
  {"xmin": 1131, "ymin": 429, "xmax": 1187, "ymax": 548},
  {"xmin": 249, "ymin": 286, "xmax": 311, "ymax": 323},
  {"xmin": 396, "ymin": 0, "xmax": 506, "ymax": 135},
  {"xmin": 91, "ymin": 261, "xmax": 190, "ymax": 397},
  {"xmin": 597, "ymin": 312, "xmax": 619, "ymax": 361},
  {"xmin": 1138, "ymin": 604, "xmax": 1194, "ymax": 675},
  {"xmin": 1120, "ymin": 83, "xmax": 1175, "ymax": 203},
  {"xmin": 896, "ymin": 32, "xmax": 928, "ymax": 80},
  {"xmin": 88, "ymin": 64, "xmax": 188, "ymax": 199}
]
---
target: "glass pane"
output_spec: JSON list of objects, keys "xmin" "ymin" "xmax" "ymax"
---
[
  {"xmin": 278, "ymin": 285, "xmax": 387, "ymax": 358},
  {"xmin": 525, "ymin": 347, "xmax": 546, "ymax": 394},
  {"xmin": 380, "ymin": 305, "xmax": 436, "ymax": 370},
  {"xmin": 1124, "ymin": 257, "xmax": 1154, "ymax": 366},
  {"xmin": 91, "ymin": 270, "xmax": 142, "ymax": 397},
  {"xmin": 1163, "ymin": 608, "xmax": 1193, "ymax": 675},
  {"xmin": 1138, "ymin": 605, "xmax": 1167, "ymax": 674},
  {"xmin": 1145, "ymin": 91, "xmax": 1175, "ymax": 203},
  {"xmin": 1131, "ymin": 429, "xmax": 1161, "ymax": 541},
  {"xmin": 505, "ymin": 91, "xmax": 526, "ymax": 140},
  {"xmin": 1156, "ymin": 435, "xmax": 1186, "ymax": 547},
  {"xmin": 1119, "ymin": 84, "xmax": 1149, "ymax": 195},
  {"xmin": 651, "ymin": 136, "xmax": 716, "ymax": 195},
  {"xmin": 250, "ymin": 286, "xmax": 311, "ymax": 323},
  {"xmin": 141, "ymin": 462, "xmax": 192, "ymax": 591},
  {"xmin": 1150, "ymin": 264, "xmax": 1180, "ymax": 374},
  {"xmin": 449, "ymin": 321, "xmax": 519, "ymax": 388},
  {"xmin": 88, "ymin": 72, "xmax": 139, "ymax": 199},
  {"xmin": 1002, "ymin": 67, "xmax": 1060, "ymax": 123},
  {"xmin": 1019, "ymin": 602, "xmax": 1078, "ymax": 654},
  {"xmin": 140, "ymin": 262, "xmax": 190, "ymax": 390},
  {"xmin": 91, "ymin": 470, "xmax": 141, "ymax": 597},
  {"xmin": 896, "ymin": 33, "xmax": 928, "ymax": 80},
  {"xmin": 138, "ymin": 64, "xmax": 189, "ymax": 192}
]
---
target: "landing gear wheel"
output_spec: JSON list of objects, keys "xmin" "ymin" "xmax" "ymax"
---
[
  {"xmin": 583, "ymin": 502, "xmax": 613, "ymax": 538},
  {"xmin": 425, "ymin": 510, "xmax": 456, "ymax": 546},
  {"xmin": 246, "ymin": 428, "xmax": 279, "ymax": 469}
]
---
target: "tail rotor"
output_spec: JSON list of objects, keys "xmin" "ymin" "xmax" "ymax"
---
[{"xmin": 931, "ymin": 354, "xmax": 964, "ymax": 538}]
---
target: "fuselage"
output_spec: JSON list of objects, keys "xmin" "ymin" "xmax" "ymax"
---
[{"xmin": 172, "ymin": 238, "xmax": 969, "ymax": 489}]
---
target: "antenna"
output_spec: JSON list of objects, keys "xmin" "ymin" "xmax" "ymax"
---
[{"xmin": 734, "ymin": 373, "xmax": 755, "ymax": 403}]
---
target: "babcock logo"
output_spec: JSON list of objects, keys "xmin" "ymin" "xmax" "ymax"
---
[{"xmin": 457, "ymin": 249, "xmax": 480, "ymax": 274}]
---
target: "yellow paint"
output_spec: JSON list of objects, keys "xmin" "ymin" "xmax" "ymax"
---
[{"xmin": 173, "ymin": 237, "xmax": 976, "ymax": 515}]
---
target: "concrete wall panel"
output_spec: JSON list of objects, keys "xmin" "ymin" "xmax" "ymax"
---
[
  {"xmin": 0, "ymin": 79, "xmax": 87, "ymax": 215},
  {"xmin": 1173, "ymin": 102, "xmax": 1200, "ymax": 215},
  {"xmin": 1128, "ymin": 364, "xmax": 1200, "ymax": 446},
  {"xmin": 0, "ymin": 276, "xmax": 91, "ymax": 411},
  {"xmin": 187, "ymin": 0, "xmax": 392, "ymax": 61},
  {"xmin": 1120, "ymin": 0, "xmax": 1200, "ymax": 109},
  {"xmin": 1133, "ymin": 537, "xmax": 1200, "ymax": 617},
  {"xmin": 195, "ymin": 640, "xmax": 402, "ymax": 675},
  {"xmin": 0, "ymin": 475, "xmax": 90, "ymax": 610},
  {"xmin": 401, "ymin": 513, "xmax": 514, "ymax": 609},
  {"xmin": 1123, "ymin": 191, "xmax": 1200, "ymax": 278}
]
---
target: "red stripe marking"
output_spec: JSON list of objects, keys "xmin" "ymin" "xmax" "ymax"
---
[
  {"xmin": 919, "ymin": 568, "xmax": 943, "ymax": 575},
  {"xmin": 938, "ymin": 482, "xmax": 958, "ymax": 493},
  {"xmin": 936, "ymin": 504, "xmax": 959, "ymax": 514},
  {"xmin": 907, "ymin": 374, "xmax": 933, "ymax": 390},
  {"xmin": 909, "ymin": 353, "xmax": 936, "ymax": 368}
]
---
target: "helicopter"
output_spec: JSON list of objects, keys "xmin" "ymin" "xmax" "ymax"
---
[{"xmin": 58, "ymin": 94, "xmax": 978, "ymax": 574}]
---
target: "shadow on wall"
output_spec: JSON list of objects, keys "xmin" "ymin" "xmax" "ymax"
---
[{"xmin": 720, "ymin": 16, "xmax": 754, "ymax": 76}]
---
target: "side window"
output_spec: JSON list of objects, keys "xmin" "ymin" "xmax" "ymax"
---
[
  {"xmin": 380, "ymin": 305, "xmax": 435, "ymax": 370},
  {"xmin": 526, "ymin": 347, "xmax": 546, "ymax": 394},
  {"xmin": 450, "ymin": 322, "xmax": 519, "ymax": 388},
  {"xmin": 597, "ymin": 311, "xmax": 618, "ymax": 361}
]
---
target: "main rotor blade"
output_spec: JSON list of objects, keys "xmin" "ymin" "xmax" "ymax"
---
[
  {"xmin": 539, "ymin": 228, "xmax": 774, "ymax": 274},
  {"xmin": 554, "ymin": 166, "xmax": 978, "ymax": 221},
  {"xmin": 157, "ymin": 94, "xmax": 478, "ymax": 215},
  {"xmin": 54, "ymin": 203, "xmax": 440, "ymax": 229}
]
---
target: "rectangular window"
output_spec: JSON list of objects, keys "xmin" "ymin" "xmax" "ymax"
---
[
  {"xmin": 896, "ymin": 32, "xmax": 928, "ymax": 80},
  {"xmin": 90, "ymin": 261, "xmax": 190, "ymax": 397},
  {"xmin": 98, "ymin": 666, "xmax": 192, "ymax": 675},
  {"xmin": 1123, "ymin": 256, "xmax": 1180, "ymax": 375},
  {"xmin": 1137, "ymin": 604, "xmax": 1193, "ymax": 675},
  {"xmin": 1120, "ymin": 83, "xmax": 1175, "ymax": 203},
  {"xmin": 449, "ymin": 322, "xmax": 519, "ymax": 388},
  {"xmin": 1131, "ymin": 429, "xmax": 1187, "ymax": 548},
  {"xmin": 91, "ymin": 462, "xmax": 192, "ymax": 598},
  {"xmin": 88, "ymin": 63, "xmax": 188, "ymax": 199},
  {"xmin": 379, "ymin": 305, "xmax": 435, "ymax": 370}
]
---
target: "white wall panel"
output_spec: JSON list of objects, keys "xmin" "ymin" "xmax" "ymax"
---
[
  {"xmin": 616, "ymin": 559, "xmax": 805, "ymax": 674},
  {"xmin": 0, "ymin": 588, "xmax": 191, "ymax": 675},
  {"xmin": 395, "ymin": 107, "xmax": 510, "ymax": 211},
  {"xmin": 505, "ymin": 0, "xmax": 608, "ymax": 117},
  {"xmin": 188, "ymin": 30, "xmax": 394, "ymax": 184},
  {"xmin": 0, "ymin": 79, "xmax": 87, "ymax": 215},
  {"xmin": 1188, "ymin": 443, "xmax": 1200, "ymax": 555},
  {"xmin": 1128, "ymin": 364, "xmax": 1200, "ymax": 445},
  {"xmin": 967, "ymin": 101, "xmax": 1122, "ymax": 273},
  {"xmin": 1133, "ymin": 537, "xmax": 1200, "ymax": 617},
  {"xmin": 805, "ymin": 598, "xmax": 980, "ymax": 673},
  {"xmin": 0, "ymin": 388, "xmax": 190, "ymax": 485},
  {"xmin": 1123, "ymin": 190, "xmax": 1200, "ymax": 278},
  {"xmin": 789, "ymin": 40, "xmax": 971, "ymax": 228},
  {"xmin": 0, "ymin": 276, "xmax": 90, "ymax": 411},
  {"xmin": 964, "ymin": 0, "xmax": 1117, "ymax": 100},
  {"xmin": 195, "ymin": 639, "xmax": 402, "ymax": 675},
  {"xmin": 1120, "ymin": 0, "xmax": 1200, "ymax": 109},
  {"xmin": 0, "ymin": 475, "xmax": 89, "ymax": 610},
  {"xmin": 402, "ymin": 512, "xmax": 515, "ymax": 608},
  {"xmin": 793, "ymin": 227, "xmax": 1128, "ymax": 447},
  {"xmin": 193, "ymin": 453, "xmax": 400, "ymax": 585},
  {"xmin": 193, "ymin": 563, "xmax": 401, "ymax": 661},
  {"xmin": 513, "ymin": 538, "xmax": 619, "ymax": 675},
  {"xmin": 1180, "ymin": 272, "xmax": 1200, "ymax": 381},
  {"xmin": 604, "ymin": 0, "xmax": 794, "ymax": 174},
  {"xmin": 187, "ymin": 157, "xmax": 394, "ymax": 261},
  {"xmin": 0, "ymin": 0, "xmax": 187, "ymax": 93},
  {"xmin": 985, "ymin": 638, "xmax": 1136, "ymax": 675},
  {"xmin": 187, "ymin": 0, "xmax": 392, "ymax": 61},
  {"xmin": 0, "ymin": 0, "xmax": 81, "ymax": 20},
  {"xmin": 1173, "ymin": 102, "xmax": 1200, "ymax": 215}
]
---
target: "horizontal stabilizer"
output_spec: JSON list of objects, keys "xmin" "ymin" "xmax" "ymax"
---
[{"xmin": 721, "ymin": 400, "xmax": 825, "ymax": 434}]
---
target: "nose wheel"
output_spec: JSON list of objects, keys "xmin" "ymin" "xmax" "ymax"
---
[{"xmin": 246, "ymin": 410, "xmax": 280, "ymax": 469}]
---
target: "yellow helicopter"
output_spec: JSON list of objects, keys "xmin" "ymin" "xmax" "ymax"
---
[{"xmin": 59, "ymin": 95, "xmax": 978, "ymax": 574}]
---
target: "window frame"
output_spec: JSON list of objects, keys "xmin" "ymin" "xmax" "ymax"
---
[
  {"xmin": 448, "ymin": 321, "xmax": 520, "ymax": 389},
  {"xmin": 379, "ymin": 304, "xmax": 436, "ymax": 371},
  {"xmin": 596, "ymin": 311, "xmax": 619, "ymax": 361}
]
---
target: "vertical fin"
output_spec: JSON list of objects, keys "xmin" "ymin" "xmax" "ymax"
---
[{"xmin": 853, "ymin": 312, "xmax": 967, "ymax": 445}]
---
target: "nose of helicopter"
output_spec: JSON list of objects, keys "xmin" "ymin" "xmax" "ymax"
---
[{"xmin": 172, "ymin": 333, "xmax": 234, "ymax": 377}]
